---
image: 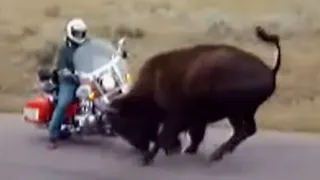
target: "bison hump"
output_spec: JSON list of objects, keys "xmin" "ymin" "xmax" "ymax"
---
[{"xmin": 183, "ymin": 49, "xmax": 274, "ymax": 97}]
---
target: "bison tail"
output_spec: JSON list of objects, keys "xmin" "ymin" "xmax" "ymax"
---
[{"xmin": 255, "ymin": 26, "xmax": 281, "ymax": 75}]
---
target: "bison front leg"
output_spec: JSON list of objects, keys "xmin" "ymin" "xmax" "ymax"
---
[
  {"xmin": 210, "ymin": 114, "xmax": 257, "ymax": 162},
  {"xmin": 163, "ymin": 137, "xmax": 182, "ymax": 156},
  {"xmin": 141, "ymin": 136, "xmax": 181, "ymax": 166},
  {"xmin": 158, "ymin": 119, "xmax": 184, "ymax": 156},
  {"xmin": 140, "ymin": 142, "xmax": 160, "ymax": 166},
  {"xmin": 185, "ymin": 123, "xmax": 206, "ymax": 155},
  {"xmin": 140, "ymin": 138, "xmax": 181, "ymax": 166},
  {"xmin": 140, "ymin": 117, "xmax": 184, "ymax": 165}
]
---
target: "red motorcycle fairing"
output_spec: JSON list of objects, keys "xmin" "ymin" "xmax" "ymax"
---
[{"xmin": 23, "ymin": 95, "xmax": 79, "ymax": 125}]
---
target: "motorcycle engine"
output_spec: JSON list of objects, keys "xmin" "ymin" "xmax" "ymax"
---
[{"xmin": 76, "ymin": 84, "xmax": 92, "ymax": 99}]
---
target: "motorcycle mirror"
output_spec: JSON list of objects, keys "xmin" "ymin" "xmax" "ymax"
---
[
  {"xmin": 122, "ymin": 50, "xmax": 128, "ymax": 59},
  {"xmin": 117, "ymin": 37, "xmax": 126, "ymax": 52},
  {"xmin": 118, "ymin": 37, "xmax": 126, "ymax": 47},
  {"xmin": 116, "ymin": 37, "xmax": 128, "ymax": 60}
]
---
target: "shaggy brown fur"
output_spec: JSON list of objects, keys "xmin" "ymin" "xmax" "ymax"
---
[{"xmin": 106, "ymin": 26, "xmax": 281, "ymax": 166}]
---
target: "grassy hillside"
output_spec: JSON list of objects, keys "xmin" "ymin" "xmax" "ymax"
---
[{"xmin": 1, "ymin": 0, "xmax": 320, "ymax": 132}]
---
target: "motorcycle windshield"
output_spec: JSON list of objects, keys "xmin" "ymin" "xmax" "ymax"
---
[{"xmin": 73, "ymin": 38, "xmax": 124, "ymax": 76}]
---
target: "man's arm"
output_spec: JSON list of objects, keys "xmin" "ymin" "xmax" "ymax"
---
[
  {"xmin": 54, "ymin": 47, "xmax": 73, "ymax": 81},
  {"xmin": 55, "ymin": 46, "xmax": 67, "ymax": 71},
  {"xmin": 55, "ymin": 45, "xmax": 80, "ymax": 84}
]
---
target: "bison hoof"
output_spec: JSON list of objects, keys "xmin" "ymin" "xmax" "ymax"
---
[
  {"xmin": 166, "ymin": 146, "xmax": 182, "ymax": 156},
  {"xmin": 209, "ymin": 151, "xmax": 224, "ymax": 162},
  {"xmin": 164, "ymin": 149, "xmax": 169, "ymax": 156},
  {"xmin": 184, "ymin": 146, "xmax": 198, "ymax": 155},
  {"xmin": 140, "ymin": 156, "xmax": 154, "ymax": 166}
]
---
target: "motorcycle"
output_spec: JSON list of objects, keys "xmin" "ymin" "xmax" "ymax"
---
[{"xmin": 23, "ymin": 37, "xmax": 132, "ymax": 139}]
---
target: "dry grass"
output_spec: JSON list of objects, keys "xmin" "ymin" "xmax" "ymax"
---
[{"xmin": 1, "ymin": 0, "xmax": 320, "ymax": 132}]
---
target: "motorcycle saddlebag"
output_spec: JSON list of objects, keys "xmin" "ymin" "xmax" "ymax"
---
[{"xmin": 23, "ymin": 96, "xmax": 54, "ymax": 125}]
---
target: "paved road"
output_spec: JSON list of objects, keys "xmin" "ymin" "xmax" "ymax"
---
[{"xmin": 0, "ymin": 113, "xmax": 320, "ymax": 180}]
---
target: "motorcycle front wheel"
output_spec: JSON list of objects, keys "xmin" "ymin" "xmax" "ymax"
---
[{"xmin": 58, "ymin": 129, "xmax": 72, "ymax": 140}]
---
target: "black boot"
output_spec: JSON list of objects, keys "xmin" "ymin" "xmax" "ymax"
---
[{"xmin": 47, "ymin": 138, "xmax": 58, "ymax": 149}]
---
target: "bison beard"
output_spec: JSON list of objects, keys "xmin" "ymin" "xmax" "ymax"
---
[{"xmin": 106, "ymin": 26, "xmax": 282, "ymax": 166}]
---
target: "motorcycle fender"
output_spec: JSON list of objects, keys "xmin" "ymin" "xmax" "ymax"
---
[
  {"xmin": 65, "ymin": 103, "xmax": 79, "ymax": 119},
  {"xmin": 23, "ymin": 96, "xmax": 54, "ymax": 125}
]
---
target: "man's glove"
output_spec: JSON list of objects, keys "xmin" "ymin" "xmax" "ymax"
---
[{"xmin": 58, "ymin": 68, "xmax": 78, "ymax": 83}]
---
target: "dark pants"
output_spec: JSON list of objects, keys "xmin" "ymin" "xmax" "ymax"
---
[{"xmin": 48, "ymin": 81, "xmax": 77, "ymax": 140}]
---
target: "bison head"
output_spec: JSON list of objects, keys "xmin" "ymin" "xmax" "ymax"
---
[{"xmin": 105, "ymin": 94, "xmax": 163, "ymax": 153}]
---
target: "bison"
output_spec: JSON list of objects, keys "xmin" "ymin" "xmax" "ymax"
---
[{"xmin": 106, "ymin": 26, "xmax": 282, "ymax": 166}]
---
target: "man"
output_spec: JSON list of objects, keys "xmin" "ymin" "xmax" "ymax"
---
[{"xmin": 47, "ymin": 18, "xmax": 88, "ymax": 149}]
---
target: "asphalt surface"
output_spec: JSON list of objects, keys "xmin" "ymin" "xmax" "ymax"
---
[{"xmin": 1, "ymin": 113, "xmax": 320, "ymax": 180}]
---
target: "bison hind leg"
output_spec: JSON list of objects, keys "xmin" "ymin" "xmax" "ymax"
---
[{"xmin": 209, "ymin": 110, "xmax": 257, "ymax": 162}]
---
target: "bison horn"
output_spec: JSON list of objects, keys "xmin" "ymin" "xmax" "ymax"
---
[
  {"xmin": 103, "ymin": 105, "xmax": 119, "ymax": 114},
  {"xmin": 94, "ymin": 99, "xmax": 119, "ymax": 113}
]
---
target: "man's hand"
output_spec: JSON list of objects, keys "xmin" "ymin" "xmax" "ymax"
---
[
  {"xmin": 60, "ymin": 68, "xmax": 72, "ymax": 77},
  {"xmin": 58, "ymin": 68, "xmax": 78, "ymax": 82}
]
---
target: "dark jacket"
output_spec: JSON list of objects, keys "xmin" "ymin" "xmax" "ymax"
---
[{"xmin": 55, "ymin": 39, "xmax": 81, "ymax": 84}]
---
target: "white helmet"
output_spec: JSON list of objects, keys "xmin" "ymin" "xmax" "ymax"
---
[{"xmin": 65, "ymin": 18, "xmax": 87, "ymax": 45}]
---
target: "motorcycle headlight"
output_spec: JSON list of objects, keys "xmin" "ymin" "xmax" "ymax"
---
[
  {"xmin": 125, "ymin": 73, "xmax": 132, "ymax": 83},
  {"xmin": 76, "ymin": 84, "xmax": 92, "ymax": 99},
  {"xmin": 101, "ymin": 74, "xmax": 116, "ymax": 91}
]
